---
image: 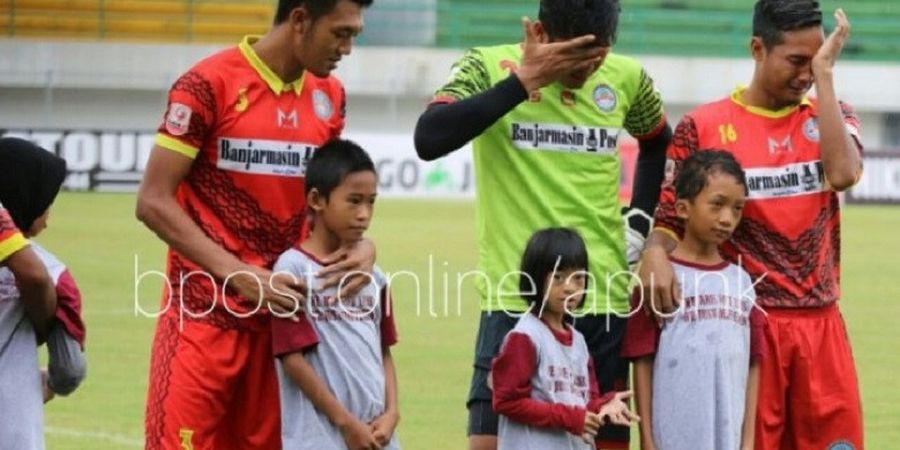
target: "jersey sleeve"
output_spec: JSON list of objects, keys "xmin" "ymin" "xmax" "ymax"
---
[
  {"xmin": 491, "ymin": 332, "xmax": 586, "ymax": 436},
  {"xmin": 271, "ymin": 315, "xmax": 320, "ymax": 357},
  {"xmin": 0, "ymin": 205, "xmax": 27, "ymax": 263},
  {"xmin": 431, "ymin": 48, "xmax": 492, "ymax": 104},
  {"xmin": 623, "ymin": 68, "xmax": 666, "ymax": 140},
  {"xmin": 55, "ymin": 269, "xmax": 87, "ymax": 348},
  {"xmin": 155, "ymin": 69, "xmax": 220, "ymax": 160},
  {"xmin": 653, "ymin": 114, "xmax": 700, "ymax": 240},
  {"xmin": 379, "ymin": 285, "xmax": 398, "ymax": 348}
]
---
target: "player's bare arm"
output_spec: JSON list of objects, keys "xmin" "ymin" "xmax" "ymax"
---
[
  {"xmin": 632, "ymin": 357, "xmax": 657, "ymax": 450},
  {"xmin": 741, "ymin": 362, "xmax": 760, "ymax": 450},
  {"xmin": 515, "ymin": 17, "xmax": 606, "ymax": 93},
  {"xmin": 370, "ymin": 347, "xmax": 399, "ymax": 446},
  {"xmin": 282, "ymin": 352, "xmax": 383, "ymax": 450},
  {"xmin": 812, "ymin": 9, "xmax": 861, "ymax": 191},
  {"xmin": 4, "ymin": 246, "xmax": 57, "ymax": 337},
  {"xmin": 638, "ymin": 230, "xmax": 680, "ymax": 318},
  {"xmin": 136, "ymin": 145, "xmax": 306, "ymax": 315}
]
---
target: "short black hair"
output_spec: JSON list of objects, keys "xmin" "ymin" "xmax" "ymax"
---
[
  {"xmin": 675, "ymin": 150, "xmax": 748, "ymax": 201},
  {"xmin": 519, "ymin": 228, "xmax": 589, "ymax": 309},
  {"xmin": 539, "ymin": 0, "xmax": 620, "ymax": 46},
  {"xmin": 305, "ymin": 139, "xmax": 376, "ymax": 199},
  {"xmin": 274, "ymin": 0, "xmax": 374, "ymax": 24},
  {"xmin": 753, "ymin": 0, "xmax": 822, "ymax": 49}
]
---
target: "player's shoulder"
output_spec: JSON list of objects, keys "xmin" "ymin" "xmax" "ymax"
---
[
  {"xmin": 604, "ymin": 52, "xmax": 643, "ymax": 73},
  {"xmin": 468, "ymin": 43, "xmax": 519, "ymax": 64},
  {"xmin": 687, "ymin": 96, "xmax": 734, "ymax": 122},
  {"xmin": 184, "ymin": 46, "xmax": 243, "ymax": 79}
]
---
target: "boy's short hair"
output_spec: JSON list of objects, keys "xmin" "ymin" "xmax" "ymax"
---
[
  {"xmin": 539, "ymin": 0, "xmax": 620, "ymax": 46},
  {"xmin": 305, "ymin": 139, "xmax": 376, "ymax": 199},
  {"xmin": 519, "ymin": 227, "xmax": 589, "ymax": 309},
  {"xmin": 274, "ymin": 0, "xmax": 374, "ymax": 24},
  {"xmin": 753, "ymin": 0, "xmax": 822, "ymax": 49},
  {"xmin": 675, "ymin": 150, "xmax": 748, "ymax": 201}
]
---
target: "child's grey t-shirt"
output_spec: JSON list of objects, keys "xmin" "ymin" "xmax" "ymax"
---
[
  {"xmin": 623, "ymin": 258, "xmax": 765, "ymax": 450},
  {"xmin": 0, "ymin": 242, "xmax": 67, "ymax": 450},
  {"xmin": 271, "ymin": 247, "xmax": 399, "ymax": 450}
]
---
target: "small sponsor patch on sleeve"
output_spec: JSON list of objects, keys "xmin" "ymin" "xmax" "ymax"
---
[{"xmin": 165, "ymin": 103, "xmax": 193, "ymax": 136}]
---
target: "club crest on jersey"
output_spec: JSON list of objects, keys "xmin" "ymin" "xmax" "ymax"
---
[
  {"xmin": 165, "ymin": 103, "xmax": 192, "ymax": 136},
  {"xmin": 312, "ymin": 89, "xmax": 333, "ymax": 120},
  {"xmin": 803, "ymin": 117, "xmax": 820, "ymax": 142},
  {"xmin": 593, "ymin": 84, "xmax": 616, "ymax": 112},
  {"xmin": 827, "ymin": 441, "xmax": 855, "ymax": 450}
]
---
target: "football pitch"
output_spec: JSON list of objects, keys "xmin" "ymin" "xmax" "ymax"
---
[{"xmin": 36, "ymin": 193, "xmax": 900, "ymax": 449}]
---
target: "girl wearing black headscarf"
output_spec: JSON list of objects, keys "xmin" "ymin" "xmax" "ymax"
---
[{"xmin": 0, "ymin": 137, "xmax": 87, "ymax": 448}]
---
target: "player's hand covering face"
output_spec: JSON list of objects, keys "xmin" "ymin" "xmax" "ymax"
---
[{"xmin": 516, "ymin": 17, "xmax": 608, "ymax": 92}]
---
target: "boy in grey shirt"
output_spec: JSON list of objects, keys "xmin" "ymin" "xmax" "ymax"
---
[
  {"xmin": 622, "ymin": 150, "xmax": 767, "ymax": 450},
  {"xmin": 272, "ymin": 139, "xmax": 400, "ymax": 450}
]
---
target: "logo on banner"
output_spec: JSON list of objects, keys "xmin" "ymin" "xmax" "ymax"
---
[
  {"xmin": 744, "ymin": 160, "xmax": 826, "ymax": 199},
  {"xmin": 165, "ymin": 103, "xmax": 192, "ymax": 136},
  {"xmin": 312, "ymin": 89, "xmax": 333, "ymax": 120},
  {"xmin": 510, "ymin": 123, "xmax": 620, "ymax": 154},
  {"xmin": 593, "ymin": 84, "xmax": 617, "ymax": 112},
  {"xmin": 217, "ymin": 137, "xmax": 314, "ymax": 177}
]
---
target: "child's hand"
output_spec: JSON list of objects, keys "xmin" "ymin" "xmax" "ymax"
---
[
  {"xmin": 369, "ymin": 410, "xmax": 399, "ymax": 446},
  {"xmin": 581, "ymin": 411, "xmax": 602, "ymax": 444},
  {"xmin": 41, "ymin": 369, "xmax": 55, "ymax": 404},
  {"xmin": 339, "ymin": 416, "xmax": 382, "ymax": 450},
  {"xmin": 598, "ymin": 391, "xmax": 640, "ymax": 426}
]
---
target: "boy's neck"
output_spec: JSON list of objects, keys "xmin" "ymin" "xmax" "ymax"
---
[
  {"xmin": 671, "ymin": 234, "xmax": 724, "ymax": 266},
  {"xmin": 300, "ymin": 222, "xmax": 345, "ymax": 260}
]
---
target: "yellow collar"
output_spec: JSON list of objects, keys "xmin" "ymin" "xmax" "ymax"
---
[
  {"xmin": 238, "ymin": 35, "xmax": 305, "ymax": 96},
  {"xmin": 729, "ymin": 86, "xmax": 812, "ymax": 119}
]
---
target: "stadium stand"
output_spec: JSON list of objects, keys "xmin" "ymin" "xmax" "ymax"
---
[{"xmin": 1, "ymin": 0, "xmax": 898, "ymax": 60}]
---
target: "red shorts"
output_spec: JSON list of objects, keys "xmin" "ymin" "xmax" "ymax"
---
[
  {"xmin": 755, "ymin": 303, "xmax": 863, "ymax": 450},
  {"xmin": 144, "ymin": 312, "xmax": 281, "ymax": 450}
]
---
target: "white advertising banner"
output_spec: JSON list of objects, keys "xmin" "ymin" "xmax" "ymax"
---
[{"xmin": 0, "ymin": 129, "xmax": 477, "ymax": 199}]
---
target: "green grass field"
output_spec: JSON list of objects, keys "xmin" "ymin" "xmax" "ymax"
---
[{"xmin": 35, "ymin": 193, "xmax": 900, "ymax": 449}]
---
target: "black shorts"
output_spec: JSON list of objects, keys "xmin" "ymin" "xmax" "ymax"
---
[{"xmin": 466, "ymin": 312, "xmax": 630, "ymax": 448}]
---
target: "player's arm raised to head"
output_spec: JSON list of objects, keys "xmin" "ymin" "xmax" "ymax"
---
[
  {"xmin": 414, "ymin": 48, "xmax": 526, "ymax": 161},
  {"xmin": 4, "ymin": 246, "xmax": 57, "ymax": 337},
  {"xmin": 812, "ymin": 9, "xmax": 862, "ymax": 192},
  {"xmin": 136, "ymin": 146, "xmax": 245, "ymax": 280}
]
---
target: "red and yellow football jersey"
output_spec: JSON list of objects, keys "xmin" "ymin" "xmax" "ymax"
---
[
  {"xmin": 155, "ymin": 36, "xmax": 345, "ymax": 328},
  {"xmin": 0, "ymin": 205, "xmax": 27, "ymax": 263},
  {"xmin": 655, "ymin": 87, "xmax": 862, "ymax": 308}
]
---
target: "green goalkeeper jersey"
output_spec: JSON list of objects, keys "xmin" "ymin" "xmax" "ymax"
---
[{"xmin": 434, "ymin": 44, "xmax": 665, "ymax": 313}]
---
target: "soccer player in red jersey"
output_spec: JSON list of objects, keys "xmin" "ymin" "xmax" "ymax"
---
[
  {"xmin": 637, "ymin": 1, "xmax": 863, "ymax": 449},
  {"xmin": 136, "ymin": 1, "xmax": 374, "ymax": 449}
]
